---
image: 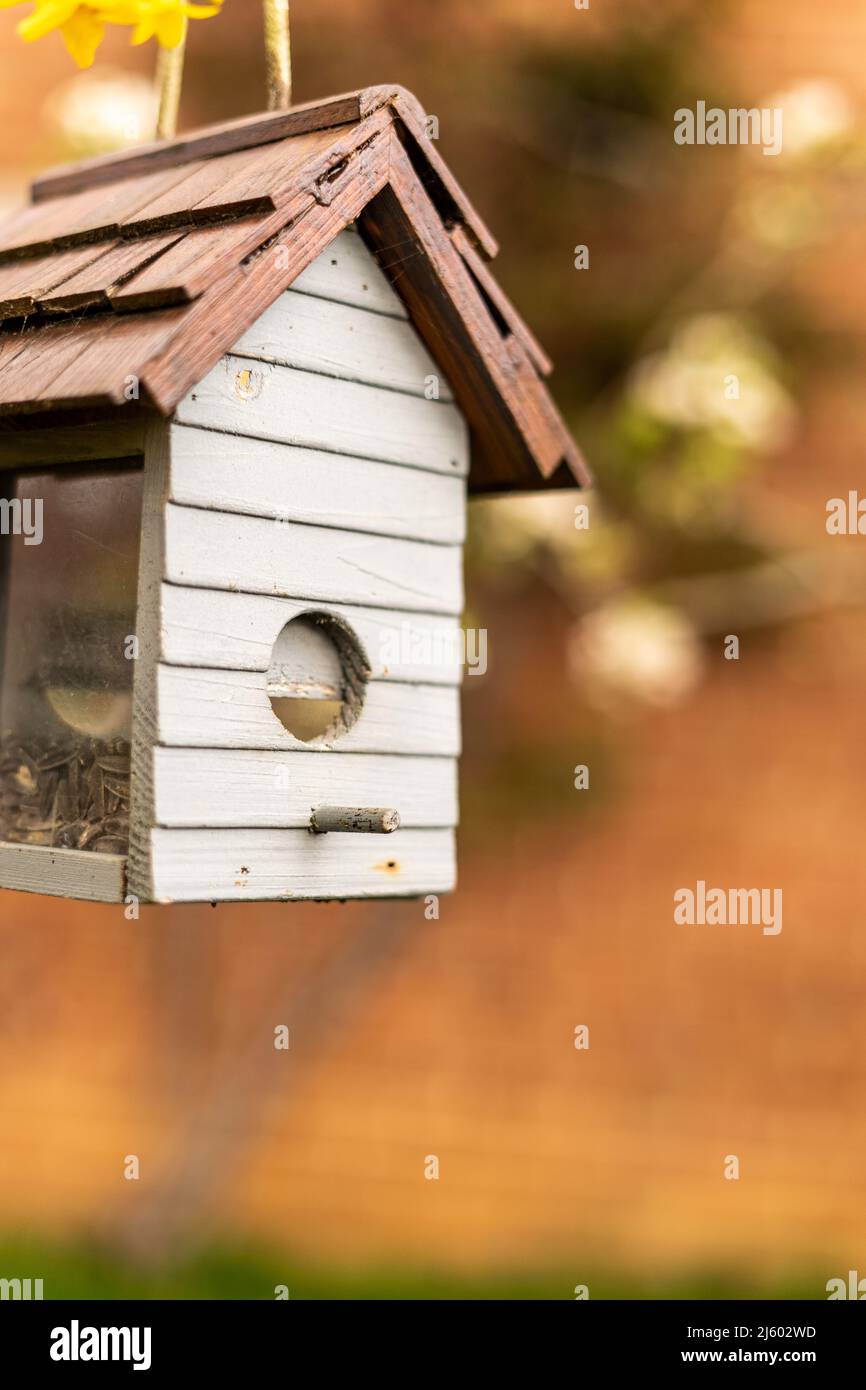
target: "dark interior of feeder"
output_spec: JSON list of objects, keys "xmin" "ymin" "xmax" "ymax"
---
[
  {"xmin": 0, "ymin": 465, "xmax": 143, "ymax": 855},
  {"xmin": 267, "ymin": 613, "xmax": 370, "ymax": 744}
]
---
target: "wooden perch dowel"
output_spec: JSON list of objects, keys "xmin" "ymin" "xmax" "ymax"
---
[{"xmin": 311, "ymin": 806, "xmax": 401, "ymax": 835}]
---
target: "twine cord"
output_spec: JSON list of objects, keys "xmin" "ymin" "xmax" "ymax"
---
[
  {"xmin": 264, "ymin": 0, "xmax": 292, "ymax": 110},
  {"xmin": 155, "ymin": 23, "xmax": 188, "ymax": 140}
]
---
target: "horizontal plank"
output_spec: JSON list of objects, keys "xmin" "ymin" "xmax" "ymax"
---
[
  {"xmin": 164, "ymin": 504, "xmax": 464, "ymax": 615},
  {"xmin": 149, "ymin": 826, "xmax": 456, "ymax": 901},
  {"xmin": 230, "ymin": 285, "xmax": 453, "ymax": 399},
  {"xmin": 152, "ymin": 748, "xmax": 458, "ymax": 828},
  {"xmin": 159, "ymin": 586, "xmax": 465, "ymax": 685},
  {"xmin": 0, "ymin": 419, "xmax": 145, "ymax": 469},
  {"xmin": 0, "ymin": 841, "xmax": 125, "ymax": 903},
  {"xmin": 290, "ymin": 227, "xmax": 408, "ymax": 318},
  {"xmin": 175, "ymin": 355, "xmax": 468, "ymax": 476},
  {"xmin": 156, "ymin": 666, "xmax": 461, "ymax": 755},
  {"xmin": 168, "ymin": 424, "xmax": 465, "ymax": 544}
]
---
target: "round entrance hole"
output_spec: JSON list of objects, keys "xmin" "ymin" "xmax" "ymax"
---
[{"xmin": 266, "ymin": 613, "xmax": 369, "ymax": 744}]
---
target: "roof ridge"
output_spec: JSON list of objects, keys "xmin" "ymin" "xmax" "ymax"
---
[
  {"xmin": 29, "ymin": 86, "xmax": 499, "ymax": 264},
  {"xmin": 30, "ymin": 88, "xmax": 400, "ymax": 205}
]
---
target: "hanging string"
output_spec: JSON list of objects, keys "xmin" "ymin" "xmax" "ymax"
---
[
  {"xmin": 263, "ymin": 0, "xmax": 292, "ymax": 110},
  {"xmin": 152, "ymin": 4, "xmax": 292, "ymax": 141},
  {"xmin": 155, "ymin": 22, "xmax": 188, "ymax": 140}
]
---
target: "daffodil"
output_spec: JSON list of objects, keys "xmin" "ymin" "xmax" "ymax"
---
[
  {"xmin": 0, "ymin": 0, "xmax": 223, "ymax": 68},
  {"xmin": 127, "ymin": 1, "xmax": 223, "ymax": 51}
]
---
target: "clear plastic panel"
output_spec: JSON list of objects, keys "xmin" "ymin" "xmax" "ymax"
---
[{"xmin": 0, "ymin": 465, "xmax": 143, "ymax": 854}]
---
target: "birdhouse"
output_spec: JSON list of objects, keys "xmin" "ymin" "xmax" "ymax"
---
[{"xmin": 0, "ymin": 86, "xmax": 588, "ymax": 905}]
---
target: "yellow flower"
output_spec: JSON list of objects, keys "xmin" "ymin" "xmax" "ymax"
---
[
  {"xmin": 58, "ymin": 6, "xmax": 105, "ymax": 65},
  {"xmin": 128, "ymin": 2, "xmax": 223, "ymax": 51},
  {"xmin": 0, "ymin": 0, "xmax": 223, "ymax": 68}
]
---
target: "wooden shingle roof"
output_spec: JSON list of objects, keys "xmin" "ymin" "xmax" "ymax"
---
[{"xmin": 0, "ymin": 86, "xmax": 588, "ymax": 493}]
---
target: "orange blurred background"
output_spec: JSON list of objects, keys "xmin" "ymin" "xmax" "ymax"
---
[{"xmin": 0, "ymin": 0, "xmax": 865, "ymax": 1297}]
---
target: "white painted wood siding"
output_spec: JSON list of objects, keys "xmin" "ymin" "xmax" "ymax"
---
[
  {"xmin": 149, "ymin": 827, "xmax": 456, "ymax": 902},
  {"xmin": 168, "ymin": 424, "xmax": 465, "ymax": 545},
  {"xmin": 230, "ymin": 289, "xmax": 453, "ymax": 400},
  {"xmin": 159, "ymin": 587, "xmax": 464, "ymax": 686},
  {"xmin": 289, "ymin": 227, "xmax": 409, "ymax": 319},
  {"xmin": 175, "ymin": 357, "xmax": 468, "ymax": 475},
  {"xmin": 144, "ymin": 231, "xmax": 467, "ymax": 899},
  {"xmin": 157, "ymin": 667, "xmax": 461, "ymax": 756},
  {"xmin": 152, "ymin": 749, "xmax": 458, "ymax": 829},
  {"xmin": 163, "ymin": 504, "xmax": 464, "ymax": 615}
]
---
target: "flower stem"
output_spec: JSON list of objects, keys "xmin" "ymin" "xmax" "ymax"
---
[
  {"xmin": 263, "ymin": 0, "xmax": 292, "ymax": 110},
  {"xmin": 155, "ymin": 22, "xmax": 188, "ymax": 140}
]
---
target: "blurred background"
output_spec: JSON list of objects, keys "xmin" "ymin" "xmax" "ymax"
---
[{"xmin": 1, "ymin": 0, "xmax": 865, "ymax": 1298}]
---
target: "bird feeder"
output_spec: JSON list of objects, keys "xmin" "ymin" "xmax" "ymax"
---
[{"xmin": 0, "ymin": 85, "xmax": 588, "ymax": 904}]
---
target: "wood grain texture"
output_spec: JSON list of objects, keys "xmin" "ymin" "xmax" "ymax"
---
[
  {"xmin": 0, "ymin": 327, "xmax": 31, "ymax": 380},
  {"xmin": 105, "ymin": 125, "xmax": 389, "ymax": 315},
  {"xmin": 159, "ymin": 585, "xmax": 464, "ymax": 685},
  {"xmin": 0, "ymin": 307, "xmax": 187, "ymax": 413},
  {"xmin": 119, "ymin": 142, "xmax": 277, "ymax": 233},
  {"xmin": 120, "ymin": 124, "xmax": 357, "ymax": 239},
  {"xmin": 153, "ymin": 748, "xmax": 458, "ymax": 828},
  {"xmin": 3, "ymin": 114, "xmax": 381, "ymax": 267},
  {"xmin": 0, "ymin": 319, "xmax": 98, "ymax": 411},
  {"xmin": 230, "ymin": 283, "xmax": 452, "ymax": 398},
  {"xmin": 0, "ymin": 841, "xmax": 126, "ymax": 902},
  {"xmin": 148, "ymin": 825, "xmax": 455, "ymax": 901},
  {"xmin": 36, "ymin": 233, "xmax": 184, "ymax": 312},
  {"xmin": 290, "ymin": 227, "xmax": 408, "ymax": 318},
  {"xmin": 0, "ymin": 242, "xmax": 117, "ymax": 318},
  {"xmin": 163, "ymin": 504, "xmax": 464, "ymax": 615},
  {"xmin": 168, "ymin": 424, "xmax": 466, "ymax": 543},
  {"xmin": 31, "ymin": 92, "xmax": 372, "ymax": 202},
  {"xmin": 110, "ymin": 221, "xmax": 269, "ymax": 311},
  {"xmin": 0, "ymin": 162, "xmax": 209, "ymax": 258},
  {"xmin": 156, "ymin": 665, "xmax": 461, "ymax": 756},
  {"xmin": 175, "ymin": 355, "xmax": 468, "ymax": 475}
]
